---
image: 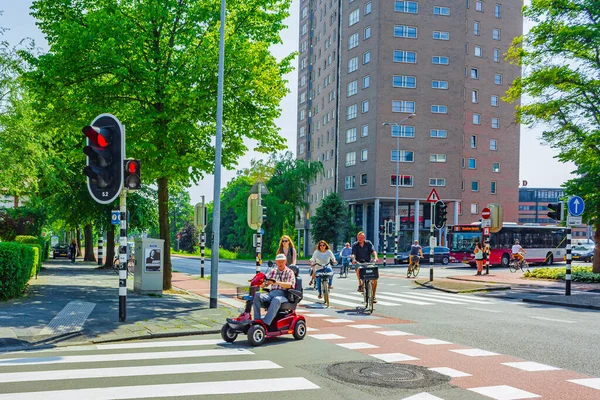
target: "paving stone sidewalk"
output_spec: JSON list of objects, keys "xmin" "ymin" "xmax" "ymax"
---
[{"xmin": 0, "ymin": 259, "xmax": 236, "ymax": 351}]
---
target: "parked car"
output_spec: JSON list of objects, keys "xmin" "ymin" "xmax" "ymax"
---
[
  {"xmin": 53, "ymin": 244, "xmax": 69, "ymax": 259},
  {"xmin": 571, "ymin": 244, "xmax": 594, "ymax": 262},
  {"xmin": 397, "ymin": 246, "xmax": 455, "ymax": 265}
]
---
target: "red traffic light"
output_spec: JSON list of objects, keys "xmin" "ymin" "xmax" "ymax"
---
[
  {"xmin": 128, "ymin": 161, "xmax": 137, "ymax": 174},
  {"xmin": 82, "ymin": 125, "xmax": 112, "ymax": 148},
  {"xmin": 124, "ymin": 159, "xmax": 141, "ymax": 190}
]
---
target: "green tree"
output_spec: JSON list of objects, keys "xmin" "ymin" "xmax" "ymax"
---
[
  {"xmin": 177, "ymin": 221, "xmax": 199, "ymax": 253},
  {"xmin": 310, "ymin": 193, "xmax": 350, "ymax": 251},
  {"xmin": 23, "ymin": 0, "xmax": 293, "ymax": 288},
  {"xmin": 506, "ymin": 0, "xmax": 600, "ymax": 273},
  {"xmin": 169, "ymin": 187, "xmax": 194, "ymax": 245}
]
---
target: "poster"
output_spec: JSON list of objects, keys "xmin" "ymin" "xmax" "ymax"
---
[{"xmin": 145, "ymin": 247, "xmax": 161, "ymax": 272}]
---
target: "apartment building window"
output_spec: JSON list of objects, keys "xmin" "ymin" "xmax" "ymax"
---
[
  {"xmin": 474, "ymin": 46, "xmax": 482, "ymax": 57},
  {"xmin": 474, "ymin": 21, "xmax": 480, "ymax": 35},
  {"xmin": 300, "ymin": 58, "xmax": 307, "ymax": 70},
  {"xmin": 473, "ymin": 113, "xmax": 481, "ymax": 124},
  {"xmin": 347, "ymin": 80, "xmax": 358, "ymax": 97},
  {"xmin": 491, "ymin": 95, "xmax": 499, "ymax": 106},
  {"xmin": 363, "ymin": 51, "xmax": 371, "ymax": 64},
  {"xmin": 300, "ymin": 110, "xmax": 305, "ymax": 120},
  {"xmin": 490, "ymin": 139, "xmax": 498, "ymax": 150},
  {"xmin": 361, "ymin": 149, "xmax": 368, "ymax": 161},
  {"xmin": 461, "ymin": 157, "xmax": 465, "ymax": 168},
  {"xmin": 349, "ymin": 9, "xmax": 360, "ymax": 26},
  {"xmin": 348, "ymin": 33, "xmax": 359, "ymax": 49},
  {"xmin": 391, "ymin": 174, "xmax": 414, "ymax": 187},
  {"xmin": 431, "ymin": 105, "xmax": 448, "ymax": 114},
  {"xmin": 360, "ymin": 174, "xmax": 368, "ymax": 185},
  {"xmin": 433, "ymin": 31, "xmax": 450, "ymax": 40},
  {"xmin": 392, "ymin": 125, "xmax": 415, "ymax": 137},
  {"xmin": 468, "ymin": 158, "xmax": 476, "ymax": 169},
  {"xmin": 431, "ymin": 80, "xmax": 449, "ymax": 89},
  {"xmin": 361, "ymin": 124, "xmax": 369, "ymax": 137},
  {"xmin": 301, "ymin": 6, "xmax": 308, "ymax": 19},
  {"xmin": 363, "ymin": 75, "xmax": 370, "ymax": 88},
  {"xmin": 472, "ymin": 90, "xmax": 478, "ymax": 103},
  {"xmin": 348, "ymin": 57, "xmax": 359, "ymax": 73},
  {"xmin": 432, "ymin": 56, "xmax": 449, "ymax": 65},
  {"xmin": 495, "ymin": 73, "xmax": 503, "ymax": 85},
  {"xmin": 301, "ymin": 23, "xmax": 308, "ymax": 35},
  {"xmin": 494, "ymin": 48, "xmax": 500, "ymax": 62},
  {"xmin": 300, "ymin": 75, "xmax": 307, "ymax": 87},
  {"xmin": 470, "ymin": 68, "xmax": 479, "ymax": 79},
  {"xmin": 346, "ymin": 151, "xmax": 356, "ymax": 166},
  {"xmin": 493, "ymin": 29, "xmax": 501, "ymax": 40},
  {"xmin": 347, "ymin": 104, "xmax": 358, "ymax": 120},
  {"xmin": 345, "ymin": 176, "xmax": 356, "ymax": 189},
  {"xmin": 395, "ymin": 1, "xmax": 418, "ymax": 14},
  {"xmin": 346, "ymin": 128, "xmax": 357, "ymax": 143},
  {"xmin": 394, "ymin": 50, "xmax": 417, "ymax": 63},
  {"xmin": 393, "ymin": 75, "xmax": 417, "ymax": 88},
  {"xmin": 470, "ymin": 135, "xmax": 477, "ymax": 148},
  {"xmin": 364, "ymin": 26, "xmax": 371, "ymax": 39},
  {"xmin": 491, "ymin": 181, "xmax": 497, "ymax": 194},
  {"xmin": 300, "ymin": 92, "xmax": 307, "ymax": 104},
  {"xmin": 392, "ymin": 100, "xmax": 416, "ymax": 113},
  {"xmin": 362, "ymin": 100, "xmax": 369, "ymax": 113},
  {"xmin": 433, "ymin": 6, "xmax": 450, "ymax": 16},
  {"xmin": 471, "ymin": 181, "xmax": 479, "ymax": 192},
  {"xmin": 329, "ymin": 90, "xmax": 336, "ymax": 102},
  {"xmin": 365, "ymin": 2, "xmax": 372, "ymax": 15},
  {"xmin": 475, "ymin": 1, "xmax": 483, "ymax": 11},
  {"xmin": 492, "ymin": 162, "xmax": 501, "ymax": 172},
  {"xmin": 392, "ymin": 150, "xmax": 414, "ymax": 162},
  {"xmin": 495, "ymin": 4, "xmax": 501, "ymax": 18},
  {"xmin": 395, "ymin": 25, "xmax": 418, "ymax": 38},
  {"xmin": 471, "ymin": 203, "xmax": 478, "ymax": 214},
  {"xmin": 300, "ymin": 41, "xmax": 307, "ymax": 52},
  {"xmin": 299, "ymin": 143, "xmax": 305, "ymax": 154},
  {"xmin": 492, "ymin": 118, "xmax": 500, "ymax": 129},
  {"xmin": 299, "ymin": 126, "xmax": 305, "ymax": 137},
  {"xmin": 430, "ymin": 178, "xmax": 446, "ymax": 186},
  {"xmin": 430, "ymin": 154, "xmax": 447, "ymax": 162},
  {"xmin": 430, "ymin": 129, "xmax": 447, "ymax": 138}
]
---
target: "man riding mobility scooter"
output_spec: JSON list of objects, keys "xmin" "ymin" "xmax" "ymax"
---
[{"xmin": 221, "ymin": 255, "xmax": 306, "ymax": 346}]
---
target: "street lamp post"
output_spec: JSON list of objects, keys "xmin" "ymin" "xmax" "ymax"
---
[{"xmin": 382, "ymin": 113, "xmax": 416, "ymax": 264}]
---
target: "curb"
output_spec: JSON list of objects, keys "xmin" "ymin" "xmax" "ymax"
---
[
  {"xmin": 91, "ymin": 329, "xmax": 222, "ymax": 344},
  {"xmin": 447, "ymin": 275, "xmax": 555, "ymax": 289},
  {"xmin": 521, "ymin": 298, "xmax": 600, "ymax": 311},
  {"xmin": 414, "ymin": 280, "xmax": 511, "ymax": 294}
]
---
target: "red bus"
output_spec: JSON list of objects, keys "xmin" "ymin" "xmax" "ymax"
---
[{"xmin": 449, "ymin": 223, "xmax": 567, "ymax": 267}]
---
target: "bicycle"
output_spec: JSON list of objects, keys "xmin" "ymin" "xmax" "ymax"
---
[
  {"xmin": 113, "ymin": 255, "xmax": 135, "ymax": 276},
  {"xmin": 509, "ymin": 256, "xmax": 529, "ymax": 273},
  {"xmin": 356, "ymin": 263, "xmax": 378, "ymax": 314},
  {"xmin": 314, "ymin": 262, "xmax": 334, "ymax": 307},
  {"xmin": 407, "ymin": 255, "xmax": 422, "ymax": 278},
  {"xmin": 340, "ymin": 256, "xmax": 351, "ymax": 278}
]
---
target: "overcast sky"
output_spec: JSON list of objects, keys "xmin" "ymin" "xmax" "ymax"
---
[{"xmin": 1, "ymin": 0, "xmax": 574, "ymax": 204}]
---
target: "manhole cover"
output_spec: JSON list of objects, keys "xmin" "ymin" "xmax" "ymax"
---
[{"xmin": 326, "ymin": 362, "xmax": 450, "ymax": 389}]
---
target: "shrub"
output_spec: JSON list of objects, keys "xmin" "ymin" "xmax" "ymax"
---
[
  {"xmin": 525, "ymin": 266, "xmax": 600, "ymax": 283},
  {"xmin": 0, "ymin": 242, "xmax": 35, "ymax": 300},
  {"xmin": 15, "ymin": 235, "xmax": 43, "ymax": 273}
]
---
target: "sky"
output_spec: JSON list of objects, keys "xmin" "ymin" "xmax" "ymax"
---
[{"xmin": 0, "ymin": 0, "xmax": 574, "ymax": 204}]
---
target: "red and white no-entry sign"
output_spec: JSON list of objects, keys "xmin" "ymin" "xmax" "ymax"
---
[{"xmin": 481, "ymin": 207, "xmax": 491, "ymax": 219}]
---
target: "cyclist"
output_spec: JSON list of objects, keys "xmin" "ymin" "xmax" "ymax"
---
[
  {"xmin": 351, "ymin": 231, "xmax": 378, "ymax": 300},
  {"xmin": 339, "ymin": 242, "xmax": 352, "ymax": 276},
  {"xmin": 511, "ymin": 239, "xmax": 527, "ymax": 265},
  {"xmin": 309, "ymin": 240, "xmax": 337, "ymax": 300},
  {"xmin": 409, "ymin": 240, "xmax": 423, "ymax": 272}
]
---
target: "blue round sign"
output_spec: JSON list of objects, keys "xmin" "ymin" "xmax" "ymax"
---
[{"xmin": 567, "ymin": 196, "xmax": 585, "ymax": 217}]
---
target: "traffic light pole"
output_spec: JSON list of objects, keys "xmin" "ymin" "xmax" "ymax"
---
[
  {"xmin": 118, "ymin": 191, "xmax": 128, "ymax": 321},
  {"xmin": 98, "ymin": 234, "xmax": 103, "ymax": 266},
  {"xmin": 256, "ymin": 188, "xmax": 262, "ymax": 273},
  {"xmin": 200, "ymin": 231, "xmax": 205, "ymax": 279},
  {"xmin": 566, "ymin": 226, "xmax": 572, "ymax": 296},
  {"xmin": 430, "ymin": 202, "xmax": 434, "ymax": 281},
  {"xmin": 383, "ymin": 222, "xmax": 387, "ymax": 267}
]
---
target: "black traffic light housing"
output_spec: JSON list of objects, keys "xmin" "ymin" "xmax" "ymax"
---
[
  {"xmin": 261, "ymin": 199, "xmax": 267, "ymax": 223},
  {"xmin": 124, "ymin": 159, "xmax": 141, "ymax": 190},
  {"xmin": 83, "ymin": 114, "xmax": 124, "ymax": 204},
  {"xmin": 547, "ymin": 202, "xmax": 563, "ymax": 221},
  {"xmin": 379, "ymin": 225, "xmax": 385, "ymax": 235},
  {"xmin": 434, "ymin": 200, "xmax": 448, "ymax": 229}
]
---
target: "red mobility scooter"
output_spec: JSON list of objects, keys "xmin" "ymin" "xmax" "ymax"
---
[{"xmin": 221, "ymin": 264, "xmax": 306, "ymax": 346}]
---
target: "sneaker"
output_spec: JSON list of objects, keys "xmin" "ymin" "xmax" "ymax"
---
[
  {"xmin": 357, "ymin": 285, "xmax": 363, "ymax": 292},
  {"xmin": 329, "ymin": 286, "xmax": 334, "ymax": 290},
  {"xmin": 318, "ymin": 294, "xmax": 322, "ymax": 299}
]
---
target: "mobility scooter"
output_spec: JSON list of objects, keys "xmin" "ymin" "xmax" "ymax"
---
[{"xmin": 221, "ymin": 264, "xmax": 306, "ymax": 346}]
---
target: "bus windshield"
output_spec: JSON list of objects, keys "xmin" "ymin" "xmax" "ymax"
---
[{"xmin": 451, "ymin": 232, "xmax": 480, "ymax": 253}]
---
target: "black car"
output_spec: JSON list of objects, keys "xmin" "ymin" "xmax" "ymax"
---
[
  {"xmin": 572, "ymin": 245, "xmax": 594, "ymax": 262},
  {"xmin": 397, "ymin": 246, "xmax": 454, "ymax": 265},
  {"xmin": 53, "ymin": 244, "xmax": 69, "ymax": 259}
]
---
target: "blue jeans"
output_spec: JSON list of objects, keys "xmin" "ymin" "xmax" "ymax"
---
[
  {"xmin": 315, "ymin": 267, "xmax": 333, "ymax": 295},
  {"xmin": 253, "ymin": 289, "xmax": 289, "ymax": 326}
]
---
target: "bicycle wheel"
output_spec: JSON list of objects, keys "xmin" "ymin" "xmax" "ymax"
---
[
  {"xmin": 407, "ymin": 263, "xmax": 412, "ymax": 278},
  {"xmin": 367, "ymin": 280, "xmax": 374, "ymax": 314},
  {"xmin": 521, "ymin": 261, "xmax": 529, "ymax": 273},
  {"xmin": 509, "ymin": 260, "xmax": 518, "ymax": 273},
  {"xmin": 323, "ymin": 280, "xmax": 330, "ymax": 307},
  {"xmin": 412, "ymin": 262, "xmax": 421, "ymax": 278}
]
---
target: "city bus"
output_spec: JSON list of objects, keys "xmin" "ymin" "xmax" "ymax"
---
[{"xmin": 449, "ymin": 223, "xmax": 567, "ymax": 267}]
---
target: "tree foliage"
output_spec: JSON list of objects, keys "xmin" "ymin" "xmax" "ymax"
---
[
  {"xmin": 310, "ymin": 193, "xmax": 350, "ymax": 250},
  {"xmin": 177, "ymin": 221, "xmax": 199, "ymax": 253}
]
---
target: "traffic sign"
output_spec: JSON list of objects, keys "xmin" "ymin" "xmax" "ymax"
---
[
  {"xmin": 481, "ymin": 207, "xmax": 491, "ymax": 219},
  {"xmin": 567, "ymin": 196, "xmax": 585, "ymax": 217},
  {"xmin": 111, "ymin": 210, "xmax": 120, "ymax": 225},
  {"xmin": 481, "ymin": 219, "xmax": 491, "ymax": 227},
  {"xmin": 567, "ymin": 215, "xmax": 583, "ymax": 226},
  {"xmin": 482, "ymin": 227, "xmax": 490, "ymax": 235},
  {"xmin": 426, "ymin": 188, "xmax": 440, "ymax": 203}
]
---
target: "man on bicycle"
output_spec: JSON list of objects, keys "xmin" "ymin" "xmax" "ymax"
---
[
  {"xmin": 409, "ymin": 240, "xmax": 423, "ymax": 270},
  {"xmin": 511, "ymin": 240, "xmax": 527, "ymax": 264},
  {"xmin": 351, "ymin": 232, "xmax": 378, "ymax": 300},
  {"xmin": 339, "ymin": 243, "xmax": 352, "ymax": 276}
]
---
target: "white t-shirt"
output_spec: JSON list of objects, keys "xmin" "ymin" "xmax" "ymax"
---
[
  {"xmin": 310, "ymin": 249, "xmax": 336, "ymax": 270},
  {"xmin": 511, "ymin": 245, "xmax": 523, "ymax": 254}
]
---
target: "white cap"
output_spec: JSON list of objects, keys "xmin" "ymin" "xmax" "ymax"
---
[{"xmin": 275, "ymin": 254, "xmax": 287, "ymax": 261}]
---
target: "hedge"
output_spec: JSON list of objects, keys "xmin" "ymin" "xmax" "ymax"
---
[
  {"xmin": 525, "ymin": 266, "xmax": 600, "ymax": 283},
  {"xmin": 15, "ymin": 235, "xmax": 43, "ymax": 273},
  {"xmin": 0, "ymin": 242, "xmax": 35, "ymax": 300}
]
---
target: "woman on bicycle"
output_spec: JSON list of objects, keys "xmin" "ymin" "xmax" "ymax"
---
[
  {"xmin": 309, "ymin": 240, "xmax": 337, "ymax": 299},
  {"xmin": 277, "ymin": 235, "xmax": 297, "ymax": 267}
]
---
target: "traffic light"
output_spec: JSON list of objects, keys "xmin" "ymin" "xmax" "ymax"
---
[
  {"xmin": 379, "ymin": 225, "xmax": 385, "ymax": 235},
  {"xmin": 386, "ymin": 221, "xmax": 395, "ymax": 236},
  {"xmin": 547, "ymin": 202, "xmax": 563, "ymax": 221},
  {"xmin": 82, "ymin": 114, "xmax": 124, "ymax": 204},
  {"xmin": 123, "ymin": 159, "xmax": 141, "ymax": 190},
  {"xmin": 434, "ymin": 200, "xmax": 447, "ymax": 229},
  {"xmin": 261, "ymin": 200, "xmax": 267, "ymax": 223}
]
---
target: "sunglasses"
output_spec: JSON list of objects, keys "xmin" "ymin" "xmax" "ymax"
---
[
  {"xmin": 319, "ymin": 244, "xmax": 326, "ymax": 246},
  {"xmin": 282, "ymin": 240, "xmax": 289, "ymax": 242}
]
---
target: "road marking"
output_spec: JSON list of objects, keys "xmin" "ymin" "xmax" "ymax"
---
[
  {"xmin": 336, "ymin": 342, "xmax": 379, "ymax": 349},
  {"xmin": 428, "ymin": 367, "xmax": 472, "ymax": 378},
  {"xmin": 96, "ymin": 339, "xmax": 226, "ymax": 350},
  {"xmin": 375, "ymin": 330, "xmax": 414, "ymax": 336},
  {"xmin": 304, "ymin": 313, "xmax": 329, "ymax": 318},
  {"xmin": 0, "ymin": 348, "xmax": 253, "ymax": 367},
  {"xmin": 375, "ymin": 292, "xmax": 458, "ymax": 304},
  {"xmin": 306, "ymin": 327, "xmax": 319, "ymax": 332},
  {"xmin": 568, "ymin": 378, "xmax": 600, "ymax": 390},
  {"xmin": 39, "ymin": 301, "xmax": 96, "ymax": 336},
  {"xmin": 0, "ymin": 360, "xmax": 281, "ymax": 383},
  {"xmin": 336, "ymin": 292, "xmax": 425, "ymax": 306},
  {"xmin": 348, "ymin": 324, "xmax": 381, "ymax": 329},
  {"xmin": 400, "ymin": 393, "xmax": 445, "ymax": 400},
  {"xmin": 468, "ymin": 385, "xmax": 540, "ymax": 399},
  {"xmin": 501, "ymin": 362, "xmax": 561, "ymax": 372},
  {"xmin": 450, "ymin": 349, "xmax": 500, "ymax": 357},
  {"xmin": 409, "ymin": 339, "xmax": 452, "ymax": 346},
  {"xmin": 0, "ymin": 377, "xmax": 320, "ymax": 400},
  {"xmin": 530, "ymin": 316, "xmax": 575, "ymax": 324},
  {"xmin": 309, "ymin": 334, "xmax": 345, "ymax": 340},
  {"xmin": 324, "ymin": 319, "xmax": 355, "ymax": 323},
  {"xmin": 405, "ymin": 291, "xmax": 496, "ymax": 304},
  {"xmin": 370, "ymin": 353, "xmax": 419, "ymax": 362},
  {"xmin": 303, "ymin": 293, "xmax": 368, "ymax": 308},
  {"xmin": 467, "ymin": 307, "xmax": 502, "ymax": 313}
]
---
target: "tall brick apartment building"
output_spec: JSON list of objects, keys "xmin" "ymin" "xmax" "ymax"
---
[{"xmin": 295, "ymin": 0, "xmax": 522, "ymax": 254}]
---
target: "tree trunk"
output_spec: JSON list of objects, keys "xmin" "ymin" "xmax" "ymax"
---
[
  {"xmin": 158, "ymin": 177, "xmax": 172, "ymax": 289},
  {"xmin": 593, "ymin": 224, "xmax": 600, "ymax": 274},
  {"xmin": 84, "ymin": 224, "xmax": 96, "ymax": 262},
  {"xmin": 105, "ymin": 224, "xmax": 115, "ymax": 268},
  {"xmin": 76, "ymin": 227, "xmax": 82, "ymax": 257}
]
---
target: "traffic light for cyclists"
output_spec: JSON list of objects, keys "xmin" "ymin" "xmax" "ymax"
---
[
  {"xmin": 123, "ymin": 159, "xmax": 141, "ymax": 190},
  {"xmin": 261, "ymin": 198, "xmax": 267, "ymax": 224},
  {"xmin": 386, "ymin": 221, "xmax": 395, "ymax": 236},
  {"xmin": 83, "ymin": 114, "xmax": 124, "ymax": 204},
  {"xmin": 547, "ymin": 202, "xmax": 563, "ymax": 221},
  {"xmin": 434, "ymin": 200, "xmax": 447, "ymax": 229}
]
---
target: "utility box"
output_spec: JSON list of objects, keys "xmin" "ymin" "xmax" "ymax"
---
[{"xmin": 134, "ymin": 238, "xmax": 164, "ymax": 295}]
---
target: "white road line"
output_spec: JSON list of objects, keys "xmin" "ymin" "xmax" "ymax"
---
[
  {"xmin": 0, "ymin": 360, "xmax": 281, "ymax": 383},
  {"xmin": 530, "ymin": 316, "xmax": 575, "ymax": 324},
  {"xmin": 467, "ymin": 307, "xmax": 502, "ymax": 313},
  {"xmin": 0, "ymin": 377, "xmax": 320, "ymax": 400},
  {"xmin": 468, "ymin": 385, "xmax": 540, "ymax": 399},
  {"xmin": 96, "ymin": 339, "xmax": 226, "ymax": 350},
  {"xmin": 370, "ymin": 353, "xmax": 419, "ymax": 362},
  {"xmin": 303, "ymin": 293, "xmax": 362, "ymax": 308},
  {"xmin": 501, "ymin": 362, "xmax": 561, "ymax": 372},
  {"xmin": 342, "ymin": 292, "xmax": 432, "ymax": 306},
  {"xmin": 329, "ymin": 292, "xmax": 405, "ymax": 306},
  {"xmin": 428, "ymin": 367, "xmax": 472, "ymax": 378},
  {"xmin": 451, "ymin": 349, "xmax": 500, "ymax": 357},
  {"xmin": 408, "ymin": 291, "xmax": 497, "ymax": 304},
  {"xmin": 324, "ymin": 319, "xmax": 355, "ymax": 323},
  {"xmin": 309, "ymin": 334, "xmax": 345, "ymax": 340},
  {"xmin": 380, "ymin": 291, "xmax": 495, "ymax": 305},
  {"xmin": 409, "ymin": 339, "xmax": 453, "ymax": 346},
  {"xmin": 376, "ymin": 292, "xmax": 461, "ymax": 305},
  {"xmin": 0, "ymin": 349, "xmax": 253, "ymax": 367},
  {"xmin": 336, "ymin": 342, "xmax": 379, "ymax": 349}
]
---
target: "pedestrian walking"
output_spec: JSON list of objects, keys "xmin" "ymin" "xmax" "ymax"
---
[
  {"xmin": 69, "ymin": 238, "xmax": 78, "ymax": 264},
  {"xmin": 474, "ymin": 242, "xmax": 484, "ymax": 275},
  {"xmin": 483, "ymin": 239, "xmax": 491, "ymax": 274}
]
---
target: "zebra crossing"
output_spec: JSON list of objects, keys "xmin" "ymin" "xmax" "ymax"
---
[{"xmin": 0, "ymin": 337, "xmax": 319, "ymax": 399}]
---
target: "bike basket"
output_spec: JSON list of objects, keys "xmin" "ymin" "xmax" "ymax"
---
[
  {"xmin": 359, "ymin": 266, "xmax": 379, "ymax": 280},
  {"xmin": 236, "ymin": 286, "xmax": 258, "ymax": 300}
]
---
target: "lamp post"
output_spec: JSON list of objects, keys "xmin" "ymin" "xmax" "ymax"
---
[{"xmin": 382, "ymin": 113, "xmax": 416, "ymax": 264}]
